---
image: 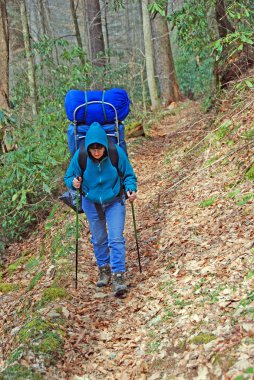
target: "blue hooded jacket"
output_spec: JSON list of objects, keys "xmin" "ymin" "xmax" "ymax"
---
[{"xmin": 64, "ymin": 122, "xmax": 137, "ymax": 204}]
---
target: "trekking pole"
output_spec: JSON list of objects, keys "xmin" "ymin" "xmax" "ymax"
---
[
  {"xmin": 130, "ymin": 201, "xmax": 142, "ymax": 273},
  {"xmin": 75, "ymin": 188, "xmax": 79, "ymax": 289}
]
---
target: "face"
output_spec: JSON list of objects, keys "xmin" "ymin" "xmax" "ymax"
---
[{"xmin": 89, "ymin": 146, "xmax": 105, "ymax": 159}]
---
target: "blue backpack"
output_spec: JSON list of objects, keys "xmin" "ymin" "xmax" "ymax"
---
[
  {"xmin": 59, "ymin": 88, "xmax": 130, "ymax": 213},
  {"xmin": 65, "ymin": 88, "xmax": 130, "ymax": 157}
]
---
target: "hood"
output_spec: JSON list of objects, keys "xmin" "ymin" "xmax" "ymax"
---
[{"xmin": 85, "ymin": 122, "xmax": 108, "ymax": 153}]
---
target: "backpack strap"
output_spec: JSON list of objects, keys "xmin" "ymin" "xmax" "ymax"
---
[{"xmin": 107, "ymin": 138, "xmax": 120, "ymax": 174}]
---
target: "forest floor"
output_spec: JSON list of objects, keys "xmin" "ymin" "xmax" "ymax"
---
[{"xmin": 1, "ymin": 80, "xmax": 254, "ymax": 380}]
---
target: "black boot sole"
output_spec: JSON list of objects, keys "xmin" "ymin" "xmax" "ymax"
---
[{"xmin": 114, "ymin": 288, "xmax": 127, "ymax": 298}]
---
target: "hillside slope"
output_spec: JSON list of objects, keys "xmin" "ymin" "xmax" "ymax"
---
[{"xmin": 1, "ymin": 80, "xmax": 254, "ymax": 379}]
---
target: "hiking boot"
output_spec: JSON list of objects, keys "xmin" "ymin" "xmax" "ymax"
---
[
  {"xmin": 112, "ymin": 273, "xmax": 127, "ymax": 297},
  {"xmin": 97, "ymin": 264, "xmax": 111, "ymax": 287}
]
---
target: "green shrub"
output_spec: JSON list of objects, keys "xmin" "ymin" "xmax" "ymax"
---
[
  {"xmin": 245, "ymin": 165, "xmax": 254, "ymax": 181},
  {"xmin": 27, "ymin": 271, "xmax": 45, "ymax": 291},
  {"xmin": 199, "ymin": 197, "xmax": 216, "ymax": 208},
  {"xmin": 236, "ymin": 193, "xmax": 254, "ymax": 206},
  {"xmin": 214, "ymin": 120, "xmax": 232, "ymax": 140},
  {"xmin": 1, "ymin": 38, "xmax": 147, "ymax": 249}
]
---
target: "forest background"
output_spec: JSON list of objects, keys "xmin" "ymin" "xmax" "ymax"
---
[{"xmin": 0, "ymin": 0, "xmax": 253, "ymax": 254}]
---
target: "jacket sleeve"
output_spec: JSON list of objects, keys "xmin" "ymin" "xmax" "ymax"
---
[
  {"xmin": 116, "ymin": 147, "xmax": 137, "ymax": 192},
  {"xmin": 64, "ymin": 150, "xmax": 82, "ymax": 190}
]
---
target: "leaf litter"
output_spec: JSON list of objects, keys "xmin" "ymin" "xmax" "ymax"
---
[{"xmin": 1, "ymin": 85, "xmax": 254, "ymax": 379}]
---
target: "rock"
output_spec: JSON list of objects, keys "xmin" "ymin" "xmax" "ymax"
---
[
  {"xmin": 47, "ymin": 310, "xmax": 61, "ymax": 319},
  {"xmin": 46, "ymin": 265, "xmax": 56, "ymax": 280},
  {"xmin": 242, "ymin": 323, "xmax": 254, "ymax": 333},
  {"xmin": 61, "ymin": 306, "xmax": 70, "ymax": 319},
  {"xmin": 193, "ymin": 365, "xmax": 210, "ymax": 380},
  {"xmin": 11, "ymin": 326, "xmax": 21, "ymax": 336},
  {"xmin": 147, "ymin": 372, "xmax": 162, "ymax": 380},
  {"xmin": 94, "ymin": 292, "xmax": 109, "ymax": 299},
  {"xmin": 234, "ymin": 358, "xmax": 253, "ymax": 371}
]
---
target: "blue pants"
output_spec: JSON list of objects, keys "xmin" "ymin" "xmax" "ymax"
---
[{"xmin": 82, "ymin": 195, "xmax": 126, "ymax": 273}]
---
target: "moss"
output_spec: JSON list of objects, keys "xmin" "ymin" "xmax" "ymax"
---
[
  {"xmin": 190, "ymin": 332, "xmax": 216, "ymax": 345},
  {"xmin": 40, "ymin": 286, "xmax": 68, "ymax": 306},
  {"xmin": 36, "ymin": 332, "xmax": 63, "ymax": 354},
  {"xmin": 125, "ymin": 120, "xmax": 142, "ymax": 131},
  {"xmin": 0, "ymin": 283, "xmax": 19, "ymax": 294},
  {"xmin": 7, "ymin": 256, "xmax": 27, "ymax": 274},
  {"xmin": 0, "ymin": 364, "xmax": 42, "ymax": 380},
  {"xmin": 18, "ymin": 318, "xmax": 49, "ymax": 343},
  {"xmin": 17, "ymin": 317, "xmax": 64, "ymax": 365}
]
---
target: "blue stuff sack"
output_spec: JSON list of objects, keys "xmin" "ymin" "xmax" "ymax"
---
[{"xmin": 64, "ymin": 88, "xmax": 130, "ymax": 125}]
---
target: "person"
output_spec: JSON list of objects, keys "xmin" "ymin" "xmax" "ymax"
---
[{"xmin": 64, "ymin": 122, "xmax": 137, "ymax": 297}]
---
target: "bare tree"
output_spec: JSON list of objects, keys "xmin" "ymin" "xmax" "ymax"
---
[
  {"xmin": 141, "ymin": 0, "xmax": 159, "ymax": 110},
  {"xmin": 150, "ymin": 7, "xmax": 182, "ymax": 105},
  {"xmin": 20, "ymin": 0, "xmax": 38, "ymax": 117},
  {"xmin": 70, "ymin": 0, "xmax": 86, "ymax": 65},
  {"xmin": 84, "ymin": 0, "xmax": 105, "ymax": 66},
  {"xmin": 0, "ymin": 0, "xmax": 9, "ymax": 111},
  {"xmin": 27, "ymin": 0, "xmax": 60, "ymax": 67}
]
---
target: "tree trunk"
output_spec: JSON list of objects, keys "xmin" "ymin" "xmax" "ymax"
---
[
  {"xmin": 84, "ymin": 0, "xmax": 105, "ymax": 67},
  {"xmin": 27, "ymin": 0, "xmax": 59, "ymax": 67},
  {"xmin": 0, "ymin": 0, "xmax": 9, "ymax": 111},
  {"xmin": 20, "ymin": 0, "xmax": 38, "ymax": 117},
  {"xmin": 215, "ymin": 0, "xmax": 234, "ymax": 38},
  {"xmin": 99, "ymin": 0, "xmax": 110, "ymax": 64},
  {"xmin": 70, "ymin": 0, "xmax": 86, "ymax": 65},
  {"xmin": 141, "ymin": 0, "xmax": 159, "ymax": 110},
  {"xmin": 150, "ymin": 7, "xmax": 182, "ymax": 105}
]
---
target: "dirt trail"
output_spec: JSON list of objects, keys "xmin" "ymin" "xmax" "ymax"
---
[
  {"xmin": 57, "ymin": 101, "xmax": 208, "ymax": 379},
  {"xmin": 2, "ymin": 99, "xmax": 254, "ymax": 380}
]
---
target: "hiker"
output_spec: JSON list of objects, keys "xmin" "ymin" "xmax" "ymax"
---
[{"xmin": 64, "ymin": 122, "xmax": 137, "ymax": 297}]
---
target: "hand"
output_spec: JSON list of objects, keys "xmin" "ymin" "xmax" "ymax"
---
[
  {"xmin": 126, "ymin": 190, "xmax": 137, "ymax": 202},
  {"xmin": 73, "ymin": 176, "xmax": 82, "ymax": 189}
]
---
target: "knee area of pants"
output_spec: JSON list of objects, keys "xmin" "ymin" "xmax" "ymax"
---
[
  {"xmin": 109, "ymin": 237, "xmax": 125, "ymax": 244},
  {"xmin": 91, "ymin": 236, "xmax": 108, "ymax": 245}
]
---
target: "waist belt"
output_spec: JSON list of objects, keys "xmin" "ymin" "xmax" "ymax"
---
[{"xmin": 81, "ymin": 188, "xmax": 125, "ymax": 220}]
